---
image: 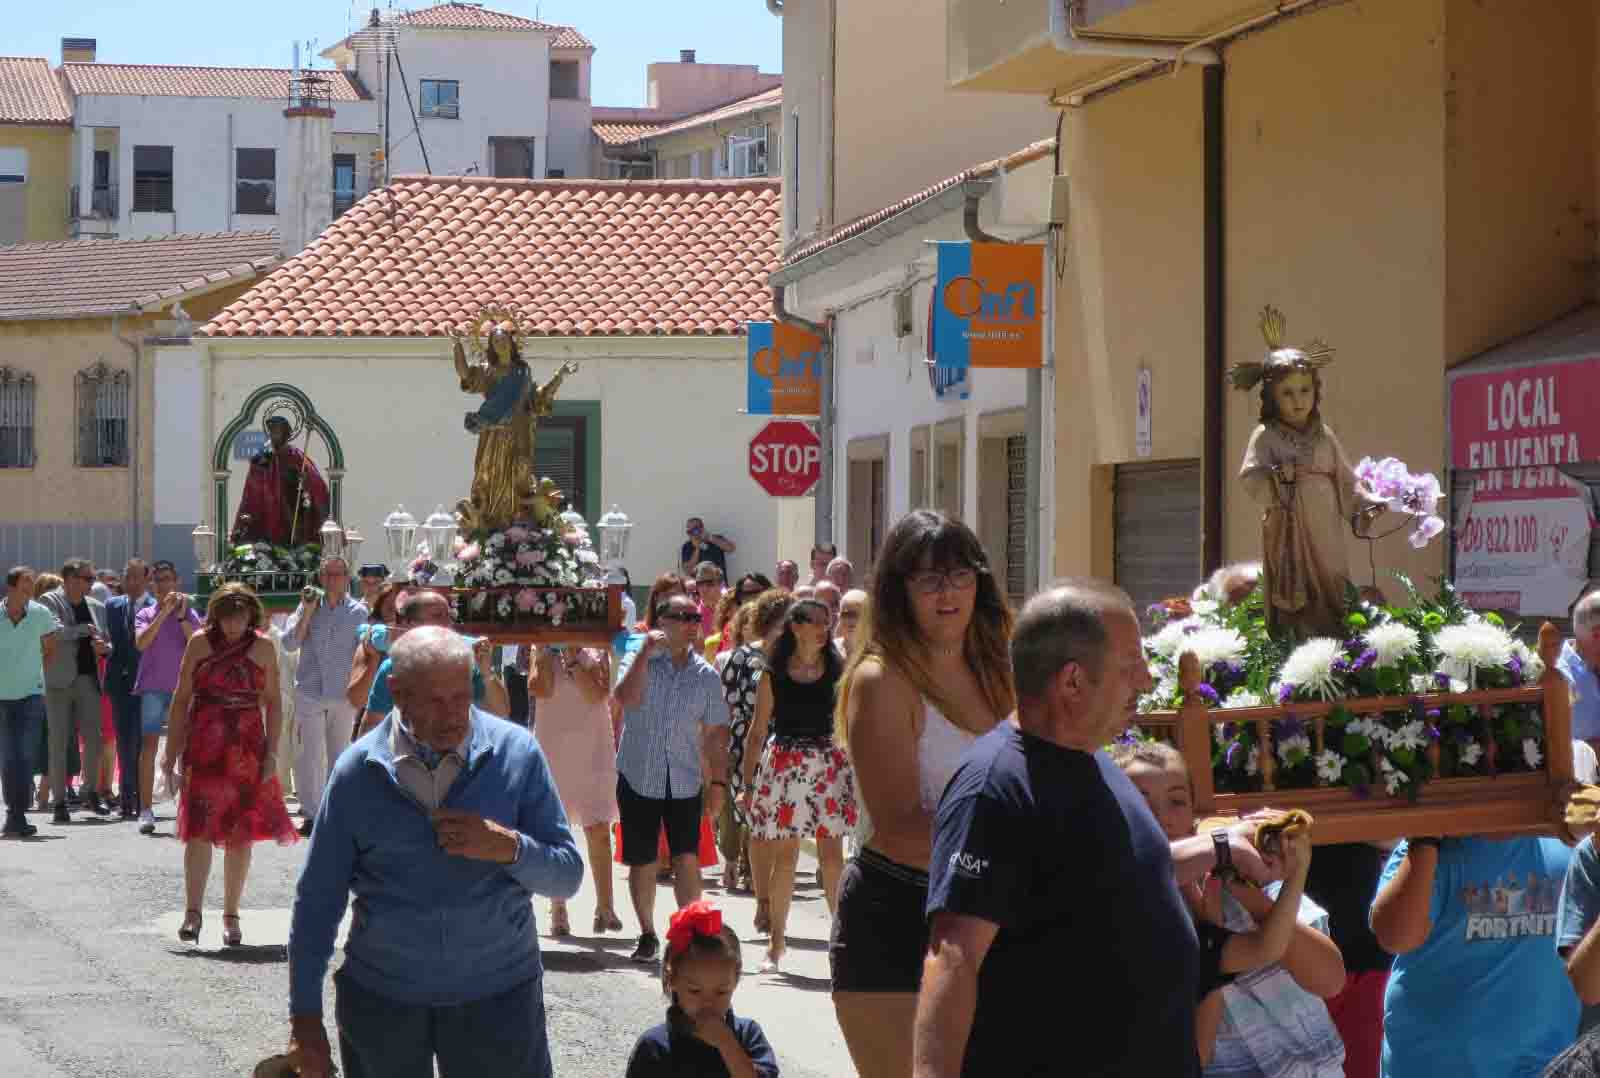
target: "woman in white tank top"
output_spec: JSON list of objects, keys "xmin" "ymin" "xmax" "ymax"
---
[{"xmin": 830, "ymin": 510, "xmax": 1016, "ymax": 1078}]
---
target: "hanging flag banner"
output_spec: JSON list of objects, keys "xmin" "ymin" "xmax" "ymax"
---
[
  {"xmin": 933, "ymin": 241, "xmax": 1045, "ymax": 369},
  {"xmin": 747, "ymin": 321, "xmax": 823, "ymax": 416},
  {"xmin": 925, "ymin": 289, "xmax": 970, "ymax": 401}
]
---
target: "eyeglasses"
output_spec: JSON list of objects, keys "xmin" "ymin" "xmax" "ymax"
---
[
  {"xmin": 659, "ymin": 611, "xmax": 700, "ymax": 624},
  {"xmin": 907, "ymin": 568, "xmax": 979, "ymax": 596}
]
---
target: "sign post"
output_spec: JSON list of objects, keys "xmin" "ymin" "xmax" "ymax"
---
[{"xmin": 749, "ymin": 420, "xmax": 822, "ymax": 498}]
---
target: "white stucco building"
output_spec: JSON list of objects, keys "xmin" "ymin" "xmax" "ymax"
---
[
  {"xmin": 771, "ymin": 142, "xmax": 1056, "ymax": 603},
  {"xmin": 151, "ymin": 175, "xmax": 811, "ymax": 588}
]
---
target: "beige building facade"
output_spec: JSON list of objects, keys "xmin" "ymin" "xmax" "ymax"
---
[
  {"xmin": 772, "ymin": 0, "xmax": 1600, "ymax": 615},
  {"xmin": 0, "ymin": 57, "xmax": 74, "ymax": 245}
]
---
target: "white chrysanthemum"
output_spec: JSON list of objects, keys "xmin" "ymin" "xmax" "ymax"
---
[
  {"xmin": 1315, "ymin": 749, "xmax": 1346, "ymax": 784},
  {"xmin": 1348, "ymin": 717, "xmax": 1390, "ymax": 748},
  {"xmin": 1435, "ymin": 622, "xmax": 1514, "ymax": 684},
  {"xmin": 1177, "ymin": 627, "xmax": 1247, "ymax": 670},
  {"xmin": 1379, "ymin": 757, "xmax": 1408, "ymax": 796},
  {"xmin": 1147, "ymin": 619, "xmax": 1203, "ymax": 660},
  {"xmin": 1280, "ymin": 638, "xmax": 1345, "ymax": 700},
  {"xmin": 1388, "ymin": 720, "xmax": 1428, "ymax": 753},
  {"xmin": 1191, "ymin": 598, "xmax": 1221, "ymax": 620},
  {"xmin": 1512, "ymin": 640, "xmax": 1545, "ymax": 685},
  {"xmin": 1244, "ymin": 746, "xmax": 1260, "ymax": 776},
  {"xmin": 1363, "ymin": 623, "xmax": 1421, "ymax": 668},
  {"xmin": 1524, "ymin": 738, "xmax": 1543, "ymax": 770},
  {"xmin": 1277, "ymin": 733, "xmax": 1312, "ymax": 766},
  {"xmin": 1222, "ymin": 688, "xmax": 1264, "ymax": 710},
  {"xmin": 1460, "ymin": 741, "xmax": 1484, "ymax": 767}
]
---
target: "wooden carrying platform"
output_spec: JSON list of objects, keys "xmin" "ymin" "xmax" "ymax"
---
[
  {"xmin": 425, "ymin": 584, "xmax": 624, "ymax": 647},
  {"xmin": 1138, "ymin": 623, "xmax": 1575, "ymax": 844}
]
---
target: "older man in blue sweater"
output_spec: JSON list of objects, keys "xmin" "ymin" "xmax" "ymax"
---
[{"xmin": 288, "ymin": 626, "xmax": 583, "ymax": 1078}]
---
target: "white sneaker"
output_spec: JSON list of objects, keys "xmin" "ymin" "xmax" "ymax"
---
[{"xmin": 138, "ymin": 809, "xmax": 156, "ymax": 835}]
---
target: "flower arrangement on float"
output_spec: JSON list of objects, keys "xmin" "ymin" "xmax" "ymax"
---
[{"xmin": 1133, "ymin": 574, "xmax": 1548, "ymax": 802}]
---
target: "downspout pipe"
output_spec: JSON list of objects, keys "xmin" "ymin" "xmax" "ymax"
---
[
  {"xmin": 773, "ymin": 286, "xmax": 832, "ymax": 546},
  {"xmin": 1051, "ymin": 0, "xmax": 1220, "ymax": 65},
  {"xmin": 1201, "ymin": 66, "xmax": 1225, "ymax": 575},
  {"xmin": 113, "ymin": 310, "xmax": 142, "ymax": 559}
]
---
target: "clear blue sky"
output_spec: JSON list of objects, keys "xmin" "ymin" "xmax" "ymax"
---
[{"xmin": 12, "ymin": 1, "xmax": 782, "ymax": 108}]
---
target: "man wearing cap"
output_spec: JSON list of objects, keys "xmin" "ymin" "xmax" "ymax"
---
[
  {"xmin": 355, "ymin": 564, "xmax": 389, "ymax": 609},
  {"xmin": 231, "ymin": 415, "xmax": 330, "ymax": 547}
]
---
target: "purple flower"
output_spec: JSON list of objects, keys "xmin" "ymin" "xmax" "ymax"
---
[
  {"xmin": 1219, "ymin": 722, "xmax": 1237, "ymax": 741},
  {"xmin": 1226, "ymin": 742, "xmax": 1242, "ymax": 768},
  {"xmin": 1353, "ymin": 649, "xmax": 1377, "ymax": 671},
  {"xmin": 1277, "ymin": 683, "xmax": 1295, "ymax": 705},
  {"xmin": 1427, "ymin": 724, "xmax": 1441, "ymax": 742},
  {"xmin": 1434, "ymin": 673, "xmax": 1452, "ymax": 691},
  {"xmin": 1276, "ymin": 718, "xmax": 1305, "ymax": 739},
  {"xmin": 1195, "ymin": 683, "xmax": 1220, "ymax": 706},
  {"xmin": 1508, "ymin": 654, "xmax": 1523, "ymax": 677}
]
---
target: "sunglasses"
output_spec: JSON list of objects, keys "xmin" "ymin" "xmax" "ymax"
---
[{"xmin": 659, "ymin": 611, "xmax": 700, "ymax": 624}]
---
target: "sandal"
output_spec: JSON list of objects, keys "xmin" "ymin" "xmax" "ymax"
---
[
  {"xmin": 758, "ymin": 948, "xmax": 785, "ymax": 974},
  {"xmin": 178, "ymin": 909, "xmax": 202, "ymax": 943},
  {"xmin": 222, "ymin": 913, "xmax": 242, "ymax": 947},
  {"xmin": 753, "ymin": 900, "xmax": 770, "ymax": 935},
  {"xmin": 549, "ymin": 904, "xmax": 571, "ymax": 938},
  {"xmin": 593, "ymin": 910, "xmax": 624, "ymax": 934}
]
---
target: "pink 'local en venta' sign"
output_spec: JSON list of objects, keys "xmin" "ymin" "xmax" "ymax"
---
[{"xmin": 1450, "ymin": 357, "xmax": 1600, "ymax": 493}]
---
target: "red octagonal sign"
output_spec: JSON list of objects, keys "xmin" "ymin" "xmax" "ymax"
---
[{"xmin": 749, "ymin": 420, "xmax": 822, "ymax": 498}]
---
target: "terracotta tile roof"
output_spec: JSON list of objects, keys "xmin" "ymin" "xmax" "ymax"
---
[
  {"xmin": 0, "ymin": 231, "xmax": 281, "ymax": 321},
  {"xmin": 550, "ymin": 26, "xmax": 594, "ymax": 50},
  {"xmin": 642, "ymin": 85, "xmax": 783, "ymax": 141},
  {"xmin": 60, "ymin": 63, "xmax": 370, "ymax": 102},
  {"xmin": 203, "ymin": 176, "xmax": 780, "ymax": 338},
  {"xmin": 783, "ymin": 138, "xmax": 1057, "ymax": 266},
  {"xmin": 0, "ymin": 56, "xmax": 72, "ymax": 125},
  {"xmin": 395, "ymin": 2, "xmax": 564, "ymax": 33},
  {"xmin": 593, "ymin": 121, "xmax": 664, "ymax": 145}
]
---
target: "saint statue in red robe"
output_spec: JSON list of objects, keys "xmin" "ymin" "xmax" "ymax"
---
[{"xmin": 230, "ymin": 417, "xmax": 329, "ymax": 547}]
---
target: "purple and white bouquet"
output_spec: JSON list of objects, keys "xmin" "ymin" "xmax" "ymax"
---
[{"xmin": 1354, "ymin": 456, "xmax": 1446, "ymax": 549}]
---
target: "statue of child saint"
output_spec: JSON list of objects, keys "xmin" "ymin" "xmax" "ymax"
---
[{"xmin": 1234, "ymin": 306, "xmax": 1382, "ymax": 640}]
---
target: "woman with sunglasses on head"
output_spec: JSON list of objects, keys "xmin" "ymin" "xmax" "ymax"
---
[
  {"xmin": 741, "ymin": 596, "xmax": 855, "ymax": 973},
  {"xmin": 829, "ymin": 510, "xmax": 1014, "ymax": 1078}
]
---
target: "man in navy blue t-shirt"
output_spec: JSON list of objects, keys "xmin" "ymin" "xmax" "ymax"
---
[{"xmin": 916, "ymin": 582, "xmax": 1202, "ymax": 1077}]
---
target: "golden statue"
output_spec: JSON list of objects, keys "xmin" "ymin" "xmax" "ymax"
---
[{"xmin": 451, "ymin": 305, "xmax": 578, "ymax": 535}]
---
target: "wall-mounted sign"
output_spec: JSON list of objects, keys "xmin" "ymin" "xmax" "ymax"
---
[
  {"xmin": 747, "ymin": 321, "xmax": 823, "ymax": 416},
  {"xmin": 1449, "ymin": 357, "xmax": 1600, "ymax": 474},
  {"xmin": 932, "ymin": 241, "xmax": 1044, "ymax": 369},
  {"xmin": 1454, "ymin": 469, "xmax": 1594, "ymax": 616},
  {"xmin": 926, "ymin": 288, "xmax": 970, "ymax": 401},
  {"xmin": 1136, "ymin": 366, "xmax": 1153, "ymax": 458},
  {"xmin": 233, "ymin": 430, "xmax": 269, "ymax": 461}
]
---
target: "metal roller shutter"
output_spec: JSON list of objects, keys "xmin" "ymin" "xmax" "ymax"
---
[{"xmin": 1115, "ymin": 460, "xmax": 1202, "ymax": 627}]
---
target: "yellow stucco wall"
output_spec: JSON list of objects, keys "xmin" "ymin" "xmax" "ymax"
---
[
  {"xmin": 1053, "ymin": 0, "xmax": 1456, "ymax": 595},
  {"xmin": 0, "ymin": 284, "xmax": 256, "ymax": 541},
  {"xmin": 0, "ymin": 125, "xmax": 72, "ymax": 243},
  {"xmin": 1443, "ymin": 0, "xmax": 1596, "ymax": 364},
  {"xmin": 1223, "ymin": 0, "xmax": 1449, "ymax": 594},
  {"xmin": 1055, "ymin": 66, "xmax": 1207, "ymax": 578},
  {"xmin": 833, "ymin": 0, "xmax": 1055, "ymax": 228}
]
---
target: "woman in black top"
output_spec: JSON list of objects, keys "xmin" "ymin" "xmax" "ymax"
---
[{"xmin": 741, "ymin": 598, "xmax": 857, "ymax": 972}]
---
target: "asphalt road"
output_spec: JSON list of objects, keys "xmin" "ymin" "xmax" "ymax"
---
[{"xmin": 0, "ymin": 795, "xmax": 852, "ymax": 1077}]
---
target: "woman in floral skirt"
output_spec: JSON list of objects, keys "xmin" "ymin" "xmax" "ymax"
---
[
  {"xmin": 160, "ymin": 583, "xmax": 298, "ymax": 947},
  {"xmin": 741, "ymin": 597, "xmax": 855, "ymax": 972}
]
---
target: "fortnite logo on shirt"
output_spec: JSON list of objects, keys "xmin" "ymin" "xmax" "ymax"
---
[
  {"xmin": 949, "ymin": 851, "xmax": 990, "ymax": 880},
  {"xmin": 1462, "ymin": 874, "xmax": 1559, "ymax": 941}
]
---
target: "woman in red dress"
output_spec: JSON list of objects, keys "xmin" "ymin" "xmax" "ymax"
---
[{"xmin": 160, "ymin": 583, "xmax": 297, "ymax": 946}]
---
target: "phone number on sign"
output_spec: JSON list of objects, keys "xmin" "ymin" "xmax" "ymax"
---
[{"xmin": 1456, "ymin": 513, "xmax": 1558, "ymax": 556}]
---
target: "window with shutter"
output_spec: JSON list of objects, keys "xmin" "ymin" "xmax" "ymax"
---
[
  {"xmin": 75, "ymin": 361, "xmax": 129, "ymax": 467},
  {"xmin": 0, "ymin": 367, "xmax": 35, "ymax": 468},
  {"xmin": 535, "ymin": 416, "xmax": 587, "ymax": 519}
]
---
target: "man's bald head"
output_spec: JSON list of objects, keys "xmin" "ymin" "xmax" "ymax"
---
[{"xmin": 399, "ymin": 589, "xmax": 452, "ymax": 627}]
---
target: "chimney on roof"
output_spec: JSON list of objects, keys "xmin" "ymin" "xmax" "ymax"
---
[
  {"xmin": 680, "ymin": 49, "xmax": 696, "ymax": 64},
  {"xmin": 61, "ymin": 38, "xmax": 96, "ymax": 64}
]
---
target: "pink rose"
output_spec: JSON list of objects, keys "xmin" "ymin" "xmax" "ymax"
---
[
  {"xmin": 515, "ymin": 587, "xmax": 538, "ymax": 612},
  {"xmin": 457, "ymin": 543, "xmax": 480, "ymax": 562},
  {"xmin": 515, "ymin": 549, "xmax": 539, "ymax": 567},
  {"xmin": 504, "ymin": 526, "xmax": 529, "ymax": 543},
  {"xmin": 562, "ymin": 530, "xmax": 580, "ymax": 547}
]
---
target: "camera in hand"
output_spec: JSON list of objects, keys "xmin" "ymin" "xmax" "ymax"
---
[{"xmin": 302, "ymin": 585, "xmax": 324, "ymax": 604}]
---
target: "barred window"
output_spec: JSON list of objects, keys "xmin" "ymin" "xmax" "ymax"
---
[
  {"xmin": 0, "ymin": 367, "xmax": 35, "ymax": 468},
  {"xmin": 76, "ymin": 361, "xmax": 129, "ymax": 468}
]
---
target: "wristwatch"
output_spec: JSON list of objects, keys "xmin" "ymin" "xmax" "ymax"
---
[{"xmin": 1212, "ymin": 829, "xmax": 1236, "ymax": 881}]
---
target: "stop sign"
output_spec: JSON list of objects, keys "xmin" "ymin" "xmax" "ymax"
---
[{"xmin": 749, "ymin": 420, "xmax": 822, "ymax": 498}]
